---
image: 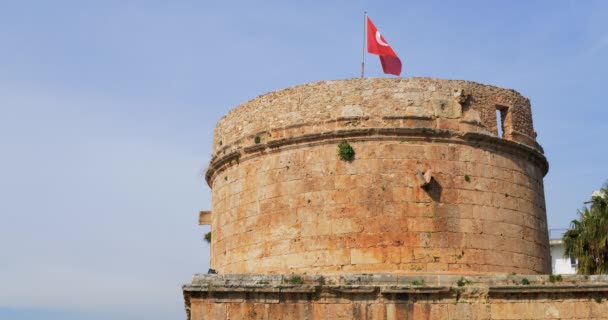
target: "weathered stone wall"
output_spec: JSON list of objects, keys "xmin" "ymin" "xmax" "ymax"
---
[
  {"xmin": 205, "ymin": 78, "xmax": 549, "ymax": 275},
  {"xmin": 184, "ymin": 274, "xmax": 608, "ymax": 320}
]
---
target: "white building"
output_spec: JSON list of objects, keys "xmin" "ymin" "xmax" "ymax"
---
[{"xmin": 549, "ymin": 238, "xmax": 577, "ymax": 274}]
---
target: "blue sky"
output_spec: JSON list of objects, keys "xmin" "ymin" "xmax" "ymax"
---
[{"xmin": 1, "ymin": 1, "xmax": 607, "ymax": 319}]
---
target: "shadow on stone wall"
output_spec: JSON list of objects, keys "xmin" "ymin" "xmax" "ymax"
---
[{"xmin": 423, "ymin": 177, "xmax": 442, "ymax": 202}]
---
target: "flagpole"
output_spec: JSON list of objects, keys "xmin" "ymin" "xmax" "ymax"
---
[{"xmin": 361, "ymin": 11, "xmax": 366, "ymax": 79}]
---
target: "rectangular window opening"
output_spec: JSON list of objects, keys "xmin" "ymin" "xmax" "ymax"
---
[{"xmin": 496, "ymin": 107, "xmax": 506, "ymax": 138}]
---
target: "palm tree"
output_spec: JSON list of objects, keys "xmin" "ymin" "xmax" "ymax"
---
[{"xmin": 563, "ymin": 185, "xmax": 608, "ymax": 274}]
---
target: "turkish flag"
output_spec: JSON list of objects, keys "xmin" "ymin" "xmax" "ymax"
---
[{"xmin": 367, "ymin": 17, "xmax": 402, "ymax": 76}]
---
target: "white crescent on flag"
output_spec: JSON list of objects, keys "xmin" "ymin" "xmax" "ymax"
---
[{"xmin": 375, "ymin": 31, "xmax": 389, "ymax": 46}]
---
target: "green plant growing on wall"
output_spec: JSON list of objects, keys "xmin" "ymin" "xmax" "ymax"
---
[
  {"xmin": 549, "ymin": 274, "xmax": 563, "ymax": 283},
  {"xmin": 204, "ymin": 232, "xmax": 211, "ymax": 244},
  {"xmin": 521, "ymin": 278, "xmax": 530, "ymax": 285},
  {"xmin": 457, "ymin": 277, "xmax": 472, "ymax": 287},
  {"xmin": 254, "ymin": 136, "xmax": 261, "ymax": 144},
  {"xmin": 464, "ymin": 174, "xmax": 471, "ymax": 182},
  {"xmin": 338, "ymin": 141, "xmax": 355, "ymax": 162},
  {"xmin": 288, "ymin": 275, "xmax": 304, "ymax": 284}
]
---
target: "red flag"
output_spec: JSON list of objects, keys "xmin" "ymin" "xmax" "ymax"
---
[{"xmin": 367, "ymin": 17, "xmax": 402, "ymax": 76}]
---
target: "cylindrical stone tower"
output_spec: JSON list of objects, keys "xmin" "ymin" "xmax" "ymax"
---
[{"xmin": 205, "ymin": 78, "xmax": 550, "ymax": 275}]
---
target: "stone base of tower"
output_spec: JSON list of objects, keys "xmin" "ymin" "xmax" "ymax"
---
[{"xmin": 183, "ymin": 274, "xmax": 608, "ymax": 320}]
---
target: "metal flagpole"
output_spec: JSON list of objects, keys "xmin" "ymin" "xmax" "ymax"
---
[{"xmin": 361, "ymin": 11, "xmax": 366, "ymax": 78}]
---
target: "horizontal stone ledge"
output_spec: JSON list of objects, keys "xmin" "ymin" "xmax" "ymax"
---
[
  {"xmin": 183, "ymin": 284, "xmax": 451, "ymax": 295},
  {"xmin": 205, "ymin": 150, "xmax": 241, "ymax": 182},
  {"xmin": 184, "ymin": 274, "xmax": 608, "ymax": 311},
  {"xmin": 381, "ymin": 286, "xmax": 451, "ymax": 294},
  {"xmin": 375, "ymin": 127, "xmax": 448, "ymax": 136},
  {"xmin": 382, "ymin": 115, "xmax": 433, "ymax": 120},
  {"xmin": 336, "ymin": 116, "xmax": 370, "ymax": 121},
  {"xmin": 266, "ymin": 130, "xmax": 376, "ymax": 149},
  {"xmin": 205, "ymin": 127, "xmax": 549, "ymax": 186},
  {"xmin": 215, "ymin": 128, "xmax": 545, "ymax": 163},
  {"xmin": 243, "ymin": 144, "xmax": 266, "ymax": 153},
  {"xmin": 489, "ymin": 284, "xmax": 608, "ymax": 294},
  {"xmin": 279, "ymin": 286, "xmax": 317, "ymax": 293},
  {"xmin": 183, "ymin": 284, "xmax": 317, "ymax": 294},
  {"xmin": 330, "ymin": 286, "xmax": 377, "ymax": 293},
  {"xmin": 183, "ymin": 284, "xmax": 209, "ymax": 292},
  {"xmin": 212, "ymin": 286, "xmax": 280, "ymax": 293},
  {"xmin": 187, "ymin": 274, "xmax": 608, "ymax": 287}
]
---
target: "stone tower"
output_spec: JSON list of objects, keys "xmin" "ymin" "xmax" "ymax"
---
[
  {"xmin": 203, "ymin": 77, "xmax": 550, "ymax": 275},
  {"xmin": 181, "ymin": 78, "xmax": 608, "ymax": 320}
]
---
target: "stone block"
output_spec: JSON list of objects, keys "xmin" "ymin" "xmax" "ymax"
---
[
  {"xmin": 328, "ymin": 303, "xmax": 354, "ymax": 319},
  {"xmin": 351, "ymin": 248, "xmax": 383, "ymax": 265},
  {"xmin": 331, "ymin": 218, "xmax": 363, "ymax": 234}
]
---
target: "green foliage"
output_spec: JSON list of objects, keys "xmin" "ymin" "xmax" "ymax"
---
[
  {"xmin": 563, "ymin": 184, "xmax": 608, "ymax": 275},
  {"xmin": 457, "ymin": 278, "xmax": 471, "ymax": 287},
  {"xmin": 318, "ymin": 276, "xmax": 326, "ymax": 286},
  {"xmin": 254, "ymin": 136, "xmax": 261, "ymax": 144},
  {"xmin": 411, "ymin": 279, "xmax": 425, "ymax": 286},
  {"xmin": 549, "ymin": 274, "xmax": 563, "ymax": 283},
  {"xmin": 521, "ymin": 278, "xmax": 530, "ymax": 285},
  {"xmin": 337, "ymin": 141, "xmax": 355, "ymax": 161},
  {"xmin": 204, "ymin": 232, "xmax": 211, "ymax": 244},
  {"xmin": 464, "ymin": 174, "xmax": 471, "ymax": 182},
  {"xmin": 288, "ymin": 275, "xmax": 304, "ymax": 284}
]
